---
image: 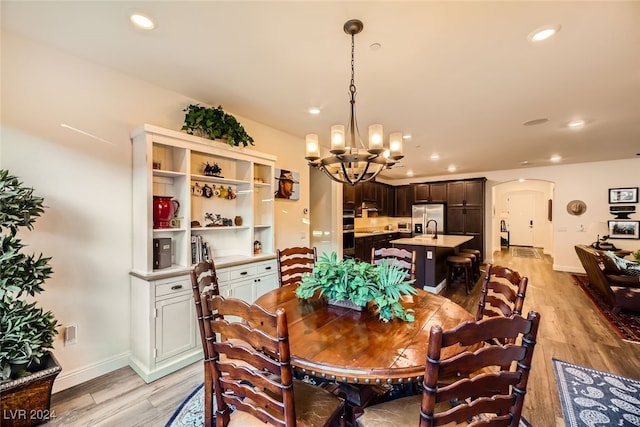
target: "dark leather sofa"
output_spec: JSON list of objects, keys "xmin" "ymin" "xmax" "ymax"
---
[{"xmin": 574, "ymin": 244, "xmax": 640, "ymax": 313}]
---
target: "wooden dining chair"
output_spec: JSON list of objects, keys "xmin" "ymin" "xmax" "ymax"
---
[
  {"xmin": 476, "ymin": 263, "xmax": 528, "ymax": 321},
  {"xmin": 190, "ymin": 260, "xmax": 221, "ymax": 427},
  {"xmin": 371, "ymin": 247, "xmax": 416, "ymax": 280},
  {"xmin": 202, "ymin": 294, "xmax": 346, "ymax": 427},
  {"xmin": 276, "ymin": 246, "xmax": 317, "ymax": 287},
  {"xmin": 355, "ymin": 311, "xmax": 541, "ymax": 427}
]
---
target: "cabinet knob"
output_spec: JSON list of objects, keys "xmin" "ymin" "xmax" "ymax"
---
[
  {"xmin": 170, "ymin": 285, "xmax": 183, "ymax": 290},
  {"xmin": 265, "ymin": 266, "xmax": 272, "ymax": 270}
]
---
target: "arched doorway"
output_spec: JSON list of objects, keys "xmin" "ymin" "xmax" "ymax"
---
[{"xmin": 491, "ymin": 180, "xmax": 555, "ymax": 257}]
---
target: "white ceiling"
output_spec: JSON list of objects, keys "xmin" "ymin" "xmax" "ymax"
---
[{"xmin": 2, "ymin": 1, "xmax": 639, "ymax": 181}]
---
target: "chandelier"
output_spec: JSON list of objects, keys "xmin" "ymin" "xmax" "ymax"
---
[{"xmin": 305, "ymin": 19, "xmax": 403, "ymax": 186}]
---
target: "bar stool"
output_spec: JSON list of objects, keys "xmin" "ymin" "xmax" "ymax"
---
[
  {"xmin": 459, "ymin": 248, "xmax": 481, "ymax": 281},
  {"xmin": 446, "ymin": 255, "xmax": 473, "ymax": 294}
]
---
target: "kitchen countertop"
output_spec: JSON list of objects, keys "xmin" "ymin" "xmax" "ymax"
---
[
  {"xmin": 354, "ymin": 230, "xmax": 405, "ymax": 238},
  {"xmin": 390, "ymin": 234, "xmax": 473, "ymax": 248}
]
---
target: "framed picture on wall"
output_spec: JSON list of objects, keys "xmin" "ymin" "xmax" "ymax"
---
[
  {"xmin": 608, "ymin": 220, "xmax": 640, "ymax": 239},
  {"xmin": 274, "ymin": 169, "xmax": 300, "ymax": 200},
  {"xmin": 608, "ymin": 187, "xmax": 638, "ymax": 204}
]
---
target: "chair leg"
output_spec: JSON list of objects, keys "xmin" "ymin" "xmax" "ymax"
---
[{"xmin": 464, "ymin": 266, "xmax": 471, "ymax": 295}]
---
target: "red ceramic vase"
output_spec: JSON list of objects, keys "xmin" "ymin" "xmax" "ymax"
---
[{"xmin": 153, "ymin": 196, "xmax": 177, "ymax": 229}]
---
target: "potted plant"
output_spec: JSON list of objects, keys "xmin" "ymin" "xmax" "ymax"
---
[
  {"xmin": 295, "ymin": 252, "xmax": 417, "ymax": 322},
  {"xmin": 181, "ymin": 104, "xmax": 255, "ymax": 147},
  {"xmin": 0, "ymin": 169, "xmax": 61, "ymax": 427}
]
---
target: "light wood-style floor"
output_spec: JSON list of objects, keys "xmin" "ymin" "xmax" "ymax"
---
[{"xmin": 47, "ymin": 249, "xmax": 640, "ymax": 426}]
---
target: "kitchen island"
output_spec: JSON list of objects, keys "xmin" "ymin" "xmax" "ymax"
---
[{"xmin": 390, "ymin": 234, "xmax": 473, "ymax": 293}]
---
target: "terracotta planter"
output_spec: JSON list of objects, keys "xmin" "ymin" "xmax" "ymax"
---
[{"xmin": 0, "ymin": 353, "xmax": 61, "ymax": 427}]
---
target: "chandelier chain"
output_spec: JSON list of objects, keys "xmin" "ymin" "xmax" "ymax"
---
[{"xmin": 304, "ymin": 19, "xmax": 403, "ymax": 186}]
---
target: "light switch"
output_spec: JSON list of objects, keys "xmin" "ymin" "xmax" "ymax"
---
[{"xmin": 427, "ymin": 251, "xmax": 433, "ymax": 260}]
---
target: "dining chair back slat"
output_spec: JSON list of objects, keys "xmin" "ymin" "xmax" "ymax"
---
[
  {"xmin": 355, "ymin": 311, "xmax": 540, "ymax": 427},
  {"xmin": 276, "ymin": 246, "xmax": 317, "ymax": 287},
  {"xmin": 421, "ymin": 311, "xmax": 540, "ymax": 427},
  {"xmin": 202, "ymin": 294, "xmax": 346, "ymax": 427},
  {"xmin": 371, "ymin": 247, "xmax": 416, "ymax": 280},
  {"xmin": 476, "ymin": 264, "xmax": 528, "ymax": 321}
]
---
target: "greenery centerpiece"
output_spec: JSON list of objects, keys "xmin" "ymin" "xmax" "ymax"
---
[
  {"xmin": 0, "ymin": 170, "xmax": 58, "ymax": 381},
  {"xmin": 633, "ymin": 249, "xmax": 640, "ymax": 263},
  {"xmin": 182, "ymin": 104, "xmax": 255, "ymax": 147},
  {"xmin": 295, "ymin": 252, "xmax": 417, "ymax": 322}
]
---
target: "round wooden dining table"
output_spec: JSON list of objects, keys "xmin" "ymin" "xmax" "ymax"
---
[{"xmin": 254, "ymin": 284, "xmax": 477, "ymax": 386}]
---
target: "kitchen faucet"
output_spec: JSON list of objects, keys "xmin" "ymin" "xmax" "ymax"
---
[{"xmin": 425, "ymin": 219, "xmax": 438, "ymax": 239}]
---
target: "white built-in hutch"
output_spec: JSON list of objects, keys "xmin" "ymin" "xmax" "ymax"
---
[{"xmin": 129, "ymin": 124, "xmax": 277, "ymax": 382}]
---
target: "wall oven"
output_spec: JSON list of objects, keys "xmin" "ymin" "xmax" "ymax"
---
[{"xmin": 343, "ymin": 210, "xmax": 355, "ymax": 258}]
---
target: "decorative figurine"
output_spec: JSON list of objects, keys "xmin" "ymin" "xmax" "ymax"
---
[
  {"xmin": 227, "ymin": 186, "xmax": 236, "ymax": 200},
  {"xmin": 254, "ymin": 240, "xmax": 262, "ymax": 254},
  {"xmin": 203, "ymin": 162, "xmax": 223, "ymax": 177}
]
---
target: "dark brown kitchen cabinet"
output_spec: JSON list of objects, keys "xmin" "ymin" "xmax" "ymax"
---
[
  {"xmin": 343, "ymin": 184, "xmax": 357, "ymax": 210},
  {"xmin": 413, "ymin": 182, "xmax": 447, "ymax": 203},
  {"xmin": 394, "ymin": 185, "xmax": 413, "ymax": 217},
  {"xmin": 376, "ymin": 183, "xmax": 393, "ymax": 216},
  {"xmin": 355, "ymin": 236, "xmax": 373, "ymax": 262},
  {"xmin": 361, "ymin": 181, "xmax": 377, "ymax": 202},
  {"xmin": 355, "ymin": 233, "xmax": 398, "ymax": 263},
  {"xmin": 446, "ymin": 178, "xmax": 486, "ymax": 258}
]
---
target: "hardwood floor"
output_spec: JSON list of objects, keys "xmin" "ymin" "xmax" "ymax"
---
[{"xmin": 47, "ymin": 249, "xmax": 640, "ymax": 426}]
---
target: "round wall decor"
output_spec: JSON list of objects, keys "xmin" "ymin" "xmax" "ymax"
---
[{"xmin": 566, "ymin": 200, "xmax": 587, "ymax": 216}]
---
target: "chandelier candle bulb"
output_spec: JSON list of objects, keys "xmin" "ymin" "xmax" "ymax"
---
[
  {"xmin": 368, "ymin": 124, "xmax": 384, "ymax": 154},
  {"xmin": 305, "ymin": 134, "xmax": 320, "ymax": 160},
  {"xmin": 330, "ymin": 125, "xmax": 346, "ymax": 154},
  {"xmin": 389, "ymin": 132, "xmax": 404, "ymax": 159}
]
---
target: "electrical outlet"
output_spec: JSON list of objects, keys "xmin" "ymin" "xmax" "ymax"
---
[
  {"xmin": 427, "ymin": 250, "xmax": 433, "ymax": 260},
  {"xmin": 64, "ymin": 324, "xmax": 78, "ymax": 346}
]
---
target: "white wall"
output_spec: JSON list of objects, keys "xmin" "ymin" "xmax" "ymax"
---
[{"xmin": 1, "ymin": 31, "xmax": 309, "ymax": 391}]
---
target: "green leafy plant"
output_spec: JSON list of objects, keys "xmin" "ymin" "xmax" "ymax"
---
[
  {"xmin": 181, "ymin": 104, "xmax": 255, "ymax": 147},
  {"xmin": 0, "ymin": 169, "xmax": 58, "ymax": 381},
  {"xmin": 295, "ymin": 252, "xmax": 416, "ymax": 322},
  {"xmin": 633, "ymin": 249, "xmax": 640, "ymax": 263}
]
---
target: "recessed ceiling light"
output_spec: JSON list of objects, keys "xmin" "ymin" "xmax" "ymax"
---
[
  {"xmin": 402, "ymin": 134, "xmax": 411, "ymax": 140},
  {"xmin": 430, "ymin": 153, "xmax": 440, "ymax": 160},
  {"xmin": 520, "ymin": 160, "xmax": 530, "ymax": 165},
  {"xmin": 550, "ymin": 154, "xmax": 562, "ymax": 162},
  {"xmin": 130, "ymin": 13, "xmax": 156, "ymax": 30},
  {"xmin": 523, "ymin": 118, "xmax": 549, "ymax": 126},
  {"xmin": 518, "ymin": 178, "xmax": 525, "ymax": 183},
  {"xmin": 406, "ymin": 170, "xmax": 414, "ymax": 177},
  {"xmin": 568, "ymin": 120, "xmax": 585, "ymax": 129},
  {"xmin": 370, "ymin": 43, "xmax": 382, "ymax": 51},
  {"xmin": 528, "ymin": 25, "xmax": 561, "ymax": 42},
  {"xmin": 308, "ymin": 108, "xmax": 320, "ymax": 115},
  {"xmin": 448, "ymin": 165, "xmax": 456, "ymax": 172}
]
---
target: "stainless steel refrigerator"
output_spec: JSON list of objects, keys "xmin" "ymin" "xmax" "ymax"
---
[{"xmin": 412, "ymin": 203, "xmax": 446, "ymax": 236}]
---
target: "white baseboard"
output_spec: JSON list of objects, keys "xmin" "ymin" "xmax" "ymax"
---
[
  {"xmin": 553, "ymin": 264, "xmax": 584, "ymax": 274},
  {"xmin": 52, "ymin": 352, "xmax": 130, "ymax": 393}
]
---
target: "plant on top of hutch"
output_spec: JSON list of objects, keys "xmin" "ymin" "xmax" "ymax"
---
[{"xmin": 181, "ymin": 104, "xmax": 255, "ymax": 147}]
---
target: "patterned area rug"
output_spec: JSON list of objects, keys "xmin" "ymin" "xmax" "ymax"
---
[
  {"xmin": 552, "ymin": 358, "xmax": 640, "ymax": 427},
  {"xmin": 571, "ymin": 274, "xmax": 640, "ymax": 344},
  {"xmin": 166, "ymin": 383, "xmax": 532, "ymax": 426},
  {"xmin": 165, "ymin": 383, "xmax": 207, "ymax": 427},
  {"xmin": 511, "ymin": 246, "xmax": 541, "ymax": 259}
]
